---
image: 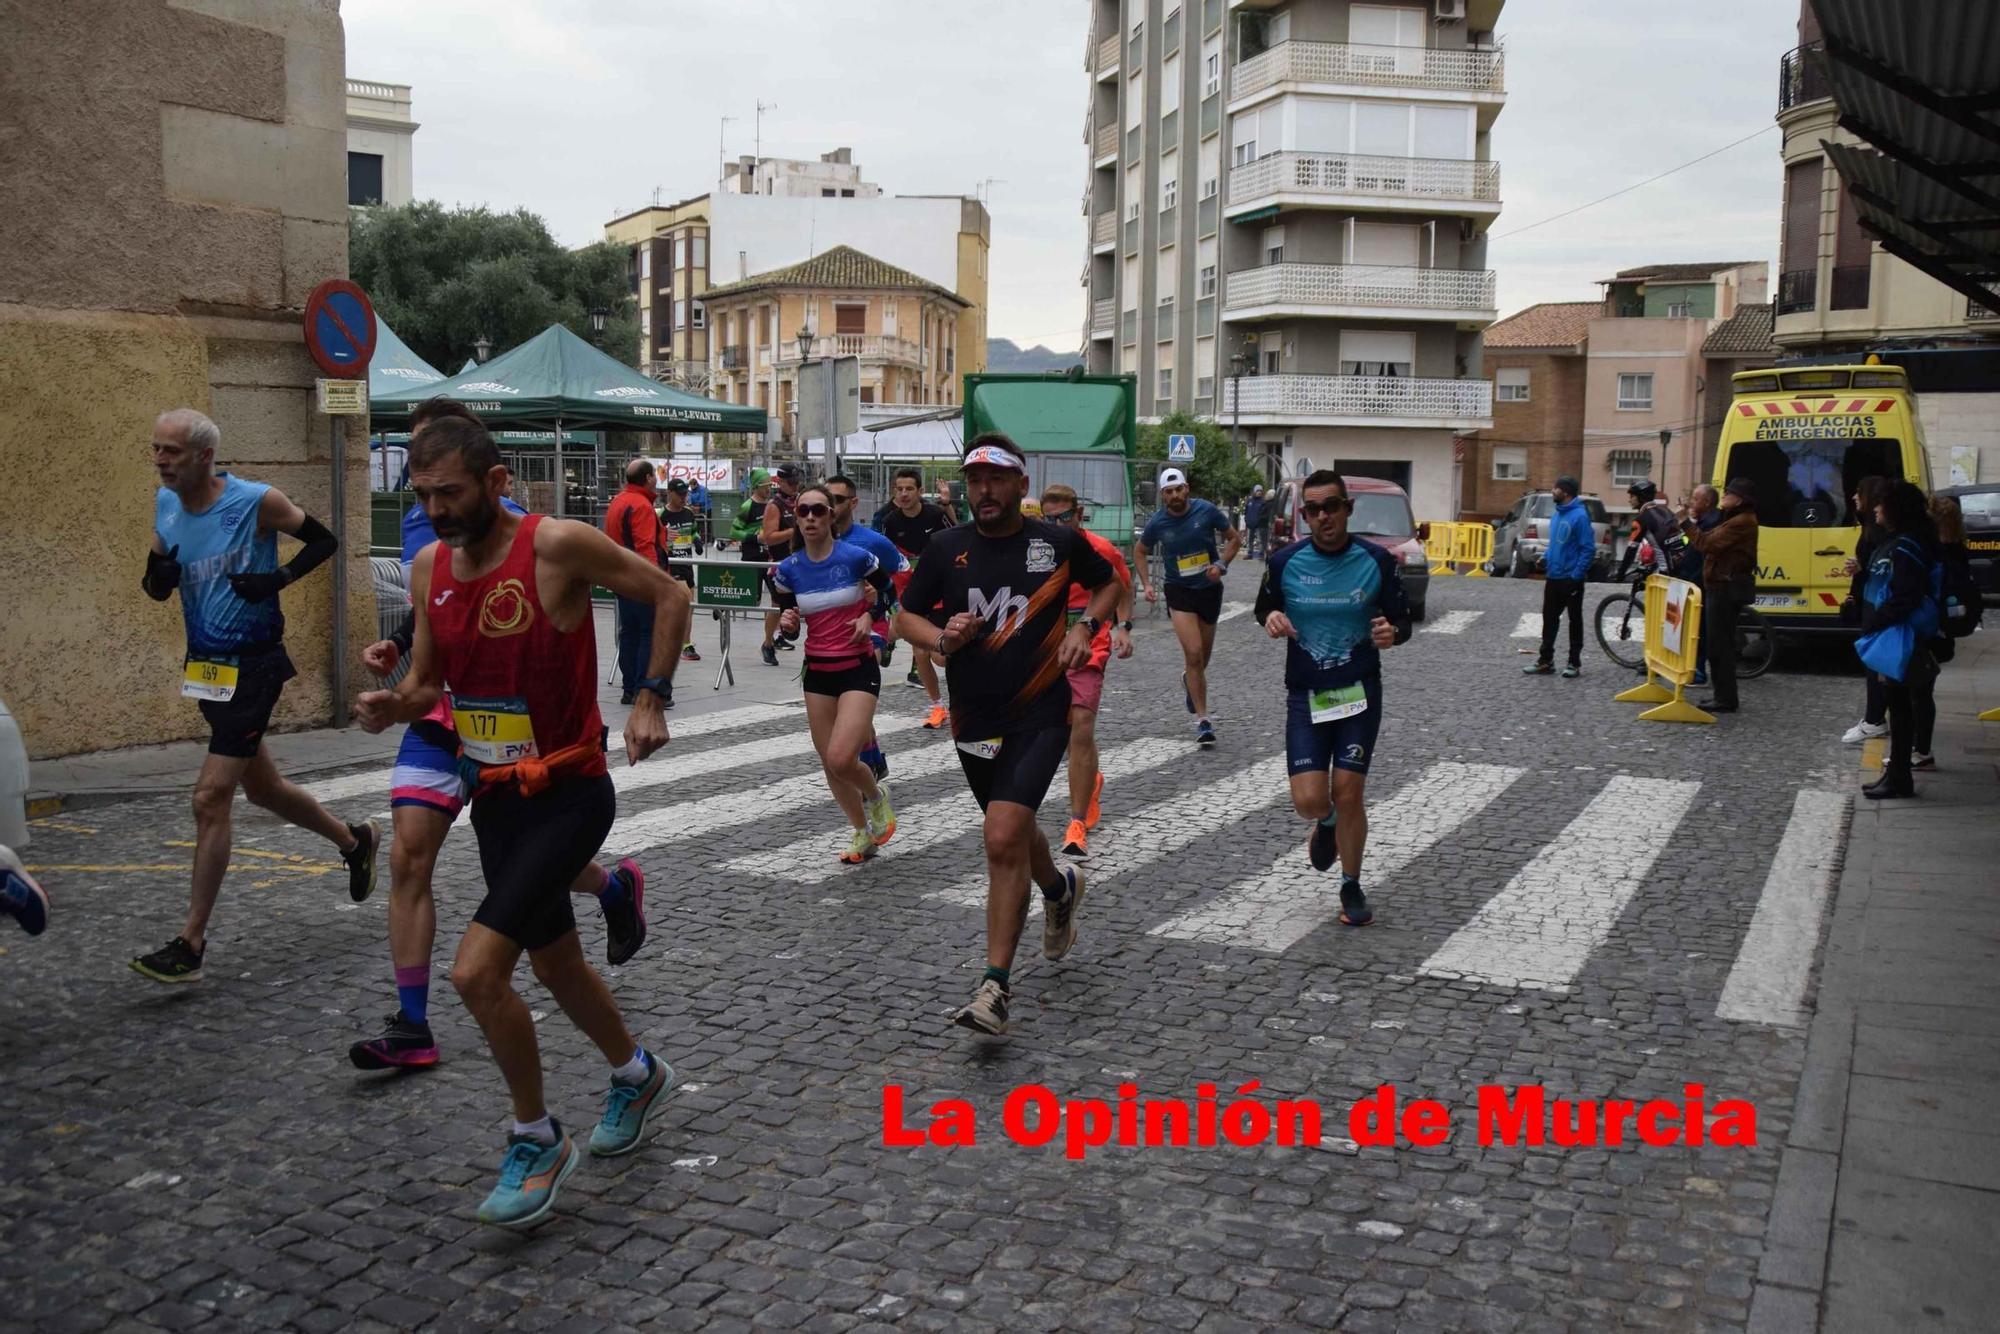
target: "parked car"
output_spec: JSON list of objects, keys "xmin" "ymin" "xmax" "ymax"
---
[
  {"xmin": 1938, "ymin": 482, "xmax": 2000, "ymax": 604},
  {"xmin": 1490, "ymin": 490, "xmax": 1615, "ymax": 580},
  {"xmin": 1267, "ymin": 475, "xmax": 1431, "ymax": 620}
]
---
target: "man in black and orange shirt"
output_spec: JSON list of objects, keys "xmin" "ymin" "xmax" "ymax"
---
[
  {"xmin": 893, "ymin": 434, "xmax": 1119, "ymax": 1038},
  {"xmin": 874, "ymin": 466, "xmax": 957, "ymax": 720}
]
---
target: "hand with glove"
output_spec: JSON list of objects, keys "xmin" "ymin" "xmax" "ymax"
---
[
  {"xmin": 142, "ymin": 545, "xmax": 182, "ymax": 601},
  {"xmin": 227, "ymin": 569, "xmax": 291, "ymax": 602}
]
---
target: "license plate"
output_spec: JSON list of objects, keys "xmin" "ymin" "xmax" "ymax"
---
[{"xmin": 1753, "ymin": 594, "xmax": 1803, "ymax": 607}]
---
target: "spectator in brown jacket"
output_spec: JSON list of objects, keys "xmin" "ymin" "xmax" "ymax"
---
[{"xmin": 1680, "ymin": 478, "xmax": 1760, "ymax": 713}]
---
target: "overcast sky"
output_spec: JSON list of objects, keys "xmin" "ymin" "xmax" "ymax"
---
[{"xmin": 345, "ymin": 0, "xmax": 1801, "ymax": 350}]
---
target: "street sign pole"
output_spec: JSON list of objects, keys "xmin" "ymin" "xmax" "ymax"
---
[{"xmin": 303, "ymin": 279, "xmax": 377, "ymax": 730}]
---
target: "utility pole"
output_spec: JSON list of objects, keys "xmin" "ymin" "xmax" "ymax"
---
[
  {"xmin": 754, "ymin": 100, "xmax": 776, "ymax": 192},
  {"xmin": 718, "ymin": 114, "xmax": 736, "ymax": 184}
]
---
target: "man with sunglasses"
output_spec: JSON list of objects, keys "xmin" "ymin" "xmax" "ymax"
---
[
  {"xmin": 1039, "ymin": 485, "xmax": 1135, "ymax": 857},
  {"xmin": 823, "ymin": 473, "xmax": 909, "ymax": 781},
  {"xmin": 1137, "ymin": 467, "xmax": 1241, "ymax": 748},
  {"xmin": 1254, "ymin": 470, "xmax": 1411, "ymax": 929}
]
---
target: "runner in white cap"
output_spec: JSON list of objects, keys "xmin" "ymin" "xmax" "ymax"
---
[{"xmin": 1136, "ymin": 467, "xmax": 1240, "ymax": 747}]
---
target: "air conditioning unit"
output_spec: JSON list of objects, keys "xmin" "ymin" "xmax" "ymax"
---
[{"xmin": 1434, "ymin": 0, "xmax": 1466, "ymax": 21}]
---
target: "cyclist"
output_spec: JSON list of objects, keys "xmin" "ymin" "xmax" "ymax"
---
[{"xmin": 1614, "ymin": 480, "xmax": 1685, "ymax": 587}]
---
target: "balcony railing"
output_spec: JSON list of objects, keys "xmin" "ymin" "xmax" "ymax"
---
[
  {"xmin": 1228, "ymin": 151, "xmax": 1500, "ymax": 209},
  {"xmin": 1093, "ymin": 211, "xmax": 1116, "ymax": 247},
  {"xmin": 1232, "ymin": 40, "xmax": 1504, "ymax": 101},
  {"xmin": 1778, "ymin": 43, "xmax": 1829, "ymax": 113},
  {"xmin": 1776, "ymin": 268, "xmax": 1817, "ymax": 315},
  {"xmin": 1829, "ymin": 264, "xmax": 1871, "ymax": 311},
  {"xmin": 1223, "ymin": 373, "xmax": 1493, "ymax": 423},
  {"xmin": 719, "ymin": 345, "xmax": 748, "ymax": 371},
  {"xmin": 775, "ymin": 334, "xmax": 923, "ymax": 366},
  {"xmin": 1096, "ymin": 34, "xmax": 1121, "ymax": 74},
  {"xmin": 1223, "ymin": 263, "xmax": 1497, "ymax": 315},
  {"xmin": 1094, "ymin": 122, "xmax": 1118, "ymax": 159},
  {"xmin": 1091, "ymin": 298, "xmax": 1115, "ymax": 337}
]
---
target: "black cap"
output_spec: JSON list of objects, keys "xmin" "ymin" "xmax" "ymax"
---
[
  {"xmin": 1725, "ymin": 477, "xmax": 1757, "ymax": 503},
  {"xmin": 774, "ymin": 463, "xmax": 803, "ymax": 481},
  {"xmin": 1554, "ymin": 475, "xmax": 1580, "ymax": 497},
  {"xmin": 667, "ymin": 477, "xmax": 689, "ymax": 493}
]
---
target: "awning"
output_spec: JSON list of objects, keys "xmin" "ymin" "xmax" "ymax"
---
[{"xmin": 368, "ymin": 322, "xmax": 446, "ymax": 398}]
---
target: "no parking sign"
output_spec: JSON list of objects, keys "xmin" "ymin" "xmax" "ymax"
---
[{"xmin": 302, "ymin": 279, "xmax": 377, "ymax": 379}]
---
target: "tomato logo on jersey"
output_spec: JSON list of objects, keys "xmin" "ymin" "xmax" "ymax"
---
[{"xmin": 478, "ymin": 578, "xmax": 534, "ymax": 638}]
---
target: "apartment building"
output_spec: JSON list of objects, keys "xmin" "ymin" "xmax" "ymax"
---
[
  {"xmin": 701, "ymin": 245, "xmax": 968, "ymax": 440},
  {"xmin": 605, "ymin": 150, "xmax": 990, "ymax": 390},
  {"xmin": 345, "ymin": 79, "xmax": 416, "ymax": 208},
  {"xmin": 1458, "ymin": 301, "xmax": 1590, "ymax": 518},
  {"xmin": 1082, "ymin": 0, "xmax": 1504, "ymax": 521}
]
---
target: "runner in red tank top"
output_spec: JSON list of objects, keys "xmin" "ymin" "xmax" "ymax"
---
[
  {"xmin": 1039, "ymin": 484, "xmax": 1135, "ymax": 859},
  {"xmin": 354, "ymin": 412, "xmax": 691, "ymax": 1230}
]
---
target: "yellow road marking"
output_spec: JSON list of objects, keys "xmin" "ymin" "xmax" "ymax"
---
[
  {"xmin": 161, "ymin": 841, "xmax": 323, "ymax": 864},
  {"xmin": 29, "ymin": 818, "xmax": 99, "ymax": 835},
  {"xmin": 27, "ymin": 862, "xmax": 338, "ymax": 876},
  {"xmin": 1861, "ymin": 737, "xmax": 1885, "ymax": 772}
]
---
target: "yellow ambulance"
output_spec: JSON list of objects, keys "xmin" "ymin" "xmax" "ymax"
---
[{"xmin": 1711, "ymin": 364, "xmax": 1932, "ymax": 630}]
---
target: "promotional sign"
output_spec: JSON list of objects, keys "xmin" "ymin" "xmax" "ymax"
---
[
  {"xmin": 1167, "ymin": 433, "xmax": 1196, "ymax": 462},
  {"xmin": 693, "ymin": 562, "xmax": 765, "ymax": 609},
  {"xmin": 1661, "ymin": 577, "xmax": 1690, "ymax": 658},
  {"xmin": 302, "ymin": 279, "xmax": 378, "ymax": 379},
  {"xmin": 644, "ymin": 458, "xmax": 735, "ymax": 490}
]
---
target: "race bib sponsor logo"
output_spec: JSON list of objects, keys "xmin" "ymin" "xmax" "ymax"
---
[
  {"xmin": 1026, "ymin": 539, "xmax": 1055, "ymax": 573},
  {"xmin": 969, "ymin": 585, "xmax": 1029, "ymax": 633}
]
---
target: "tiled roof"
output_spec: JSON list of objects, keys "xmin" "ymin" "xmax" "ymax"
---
[
  {"xmin": 1702, "ymin": 301, "xmax": 1776, "ymax": 356},
  {"xmin": 1610, "ymin": 261, "xmax": 1761, "ymax": 283},
  {"xmin": 701, "ymin": 244, "xmax": 967, "ymax": 304},
  {"xmin": 1482, "ymin": 301, "xmax": 1597, "ymax": 349}
]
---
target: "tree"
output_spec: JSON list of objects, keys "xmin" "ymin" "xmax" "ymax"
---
[
  {"xmin": 349, "ymin": 202, "xmax": 640, "ymax": 371},
  {"xmin": 1135, "ymin": 411, "xmax": 1263, "ymax": 503}
]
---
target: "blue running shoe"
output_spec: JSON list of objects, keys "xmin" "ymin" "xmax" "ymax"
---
[
  {"xmin": 1195, "ymin": 719, "xmax": 1216, "ymax": 748},
  {"xmin": 590, "ymin": 1051, "xmax": 674, "ymax": 1157},
  {"xmin": 0, "ymin": 845, "xmax": 48, "ymax": 936},
  {"xmin": 476, "ymin": 1125, "xmax": 579, "ymax": 1228}
]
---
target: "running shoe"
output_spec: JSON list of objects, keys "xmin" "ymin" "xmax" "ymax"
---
[
  {"xmin": 1043, "ymin": 866, "xmax": 1087, "ymax": 961},
  {"xmin": 681, "ymin": 644, "xmax": 701, "ymax": 662},
  {"xmin": 1308, "ymin": 817, "xmax": 1337, "ymax": 873},
  {"xmin": 1842, "ymin": 719, "xmax": 1888, "ymax": 744},
  {"xmin": 923, "ymin": 704, "xmax": 950, "ymax": 730},
  {"xmin": 775, "ymin": 633, "xmax": 797, "ymax": 651},
  {"xmin": 1339, "ymin": 877, "xmax": 1374, "ymax": 927},
  {"xmin": 477, "ymin": 1126, "xmax": 580, "ymax": 1228},
  {"xmin": 1912, "ymin": 752, "xmax": 1937, "ymax": 771},
  {"xmin": 344, "ymin": 820, "xmax": 380, "ymax": 903},
  {"xmin": 1084, "ymin": 772, "xmax": 1104, "ymax": 829},
  {"xmin": 0, "ymin": 846, "xmax": 48, "ymax": 936},
  {"xmin": 866, "ymin": 786, "xmax": 897, "ymax": 846},
  {"xmin": 905, "ymin": 668, "xmax": 923, "ymax": 689},
  {"xmin": 1183, "ymin": 671, "xmax": 1194, "ymax": 714},
  {"xmin": 131, "ymin": 935, "xmax": 203, "ymax": 983},
  {"xmin": 877, "ymin": 644, "xmax": 894, "ymax": 668},
  {"xmin": 952, "ymin": 978, "xmax": 1011, "ymax": 1035},
  {"xmin": 1522, "ymin": 661, "xmax": 1554, "ymax": 676},
  {"xmin": 349, "ymin": 1011, "xmax": 439, "ymax": 1070},
  {"xmin": 602, "ymin": 858, "xmax": 647, "ymax": 966},
  {"xmin": 1062, "ymin": 818, "xmax": 1088, "ymax": 857},
  {"xmin": 590, "ymin": 1051, "xmax": 673, "ymax": 1157},
  {"xmin": 761, "ymin": 644, "xmax": 780, "ymax": 667},
  {"xmin": 839, "ymin": 828, "xmax": 877, "ymax": 864},
  {"xmin": 1560, "ymin": 664, "xmax": 1580, "ymax": 679},
  {"xmin": 1196, "ymin": 719, "xmax": 1216, "ymax": 748}
]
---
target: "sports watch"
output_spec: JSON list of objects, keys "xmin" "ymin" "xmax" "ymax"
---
[{"xmin": 634, "ymin": 676, "xmax": 673, "ymax": 702}]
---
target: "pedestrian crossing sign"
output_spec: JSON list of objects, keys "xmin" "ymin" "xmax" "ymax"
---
[{"xmin": 1168, "ymin": 433, "xmax": 1195, "ymax": 462}]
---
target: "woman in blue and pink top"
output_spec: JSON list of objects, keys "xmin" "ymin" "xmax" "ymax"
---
[{"xmin": 771, "ymin": 486, "xmax": 900, "ymax": 864}]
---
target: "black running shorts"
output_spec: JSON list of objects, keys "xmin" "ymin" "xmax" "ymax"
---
[
  {"xmin": 1164, "ymin": 582, "xmax": 1225, "ymax": 624},
  {"xmin": 955, "ymin": 726, "xmax": 1071, "ymax": 812},
  {"xmin": 196, "ymin": 646, "xmax": 296, "ymax": 759},
  {"xmin": 469, "ymin": 774, "xmax": 616, "ymax": 952},
  {"xmin": 802, "ymin": 658, "xmax": 881, "ymax": 698}
]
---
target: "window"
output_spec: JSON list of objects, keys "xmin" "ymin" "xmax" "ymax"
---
[
  {"xmin": 1200, "ymin": 176, "xmax": 1218, "ymax": 199},
  {"xmin": 1199, "ymin": 264, "xmax": 1217, "ymax": 297},
  {"xmin": 1262, "ymin": 225, "xmax": 1285, "ymax": 266},
  {"xmin": 1665, "ymin": 301, "xmax": 1693, "ymax": 318},
  {"xmin": 673, "ymin": 299, "xmax": 687, "ymax": 329},
  {"xmin": 1197, "ymin": 374, "xmax": 1214, "ymax": 399},
  {"xmin": 1158, "ymin": 367, "xmax": 1173, "ymax": 398},
  {"xmin": 346, "ymin": 151, "xmax": 384, "ymax": 206},
  {"xmin": 822, "ymin": 187, "xmax": 835, "ymax": 197},
  {"xmin": 1263, "ymin": 348, "xmax": 1282, "ymax": 374},
  {"xmin": 674, "ymin": 237, "xmax": 687, "ymax": 269},
  {"xmin": 692, "ymin": 237, "xmax": 707, "ymax": 269},
  {"xmin": 1610, "ymin": 452, "xmax": 1652, "ymax": 488},
  {"xmin": 1724, "ymin": 434, "xmax": 1902, "ymax": 529},
  {"xmin": 1616, "ymin": 372, "xmax": 1654, "ymax": 410},
  {"xmin": 640, "ymin": 246, "xmax": 652, "ymax": 281},
  {"xmin": 1204, "ymin": 52, "xmax": 1220, "ymax": 97},
  {"xmin": 842, "ymin": 188, "xmax": 856, "ymax": 197},
  {"xmin": 1231, "ymin": 137, "xmax": 1258, "ymax": 168},
  {"xmin": 1338, "ymin": 329, "xmax": 1414, "ymax": 376},
  {"xmin": 1496, "ymin": 368, "xmax": 1530, "ymax": 402},
  {"xmin": 1163, "ymin": 175, "xmax": 1178, "ymax": 210},
  {"xmin": 1162, "ymin": 54, "xmax": 1181, "ymax": 114},
  {"xmin": 1492, "ymin": 446, "xmax": 1528, "ymax": 481},
  {"xmin": 641, "ymin": 308, "xmax": 651, "ymax": 337},
  {"xmin": 691, "ymin": 301, "xmax": 705, "ymax": 329}
]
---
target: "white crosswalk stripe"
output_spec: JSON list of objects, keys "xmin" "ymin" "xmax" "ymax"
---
[
  {"xmin": 600, "ymin": 739, "xmax": 965, "ymax": 862},
  {"xmin": 1419, "ymin": 610, "xmax": 1482, "ymax": 635},
  {"xmin": 1511, "ymin": 613, "xmax": 1542, "ymax": 639},
  {"xmin": 721, "ymin": 737, "xmax": 1201, "ymax": 886},
  {"xmin": 926, "ymin": 754, "xmax": 1293, "ymax": 911},
  {"xmin": 605, "ymin": 713, "xmax": 922, "ymax": 798},
  {"xmin": 299, "ymin": 701, "xmax": 802, "ymax": 804},
  {"xmin": 1151, "ymin": 762, "xmax": 1526, "ymax": 952},
  {"xmin": 1218, "ymin": 602, "xmax": 1254, "ymax": 624},
  {"xmin": 1715, "ymin": 789, "xmax": 1849, "ymax": 1027},
  {"xmin": 1420, "ymin": 774, "xmax": 1700, "ymax": 990}
]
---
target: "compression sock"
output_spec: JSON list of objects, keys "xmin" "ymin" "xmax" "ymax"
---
[
  {"xmin": 859, "ymin": 738, "xmax": 885, "ymax": 771},
  {"xmin": 511, "ymin": 1114, "xmax": 558, "ymax": 1146},
  {"xmin": 1036, "ymin": 867, "xmax": 1069, "ymax": 900},
  {"xmin": 395, "ymin": 965, "xmax": 430, "ymax": 1024},
  {"xmin": 585, "ymin": 863, "xmax": 621, "ymax": 904},
  {"xmin": 983, "ymin": 965, "xmax": 1011, "ymax": 990},
  {"xmin": 610, "ymin": 1046, "xmax": 652, "ymax": 1085}
]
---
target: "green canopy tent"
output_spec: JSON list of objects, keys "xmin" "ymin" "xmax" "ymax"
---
[
  {"xmin": 456, "ymin": 358, "xmax": 478, "ymax": 375},
  {"xmin": 371, "ymin": 324, "xmax": 766, "ymax": 518}
]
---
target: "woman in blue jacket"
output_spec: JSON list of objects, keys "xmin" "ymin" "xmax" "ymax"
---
[{"xmin": 1858, "ymin": 481, "xmax": 1940, "ymax": 800}]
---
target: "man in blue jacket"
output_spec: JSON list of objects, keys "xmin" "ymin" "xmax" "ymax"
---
[{"xmin": 1524, "ymin": 475, "xmax": 1595, "ymax": 678}]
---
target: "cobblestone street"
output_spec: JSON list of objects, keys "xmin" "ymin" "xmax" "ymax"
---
[{"xmin": 4, "ymin": 575, "xmax": 1869, "ymax": 1332}]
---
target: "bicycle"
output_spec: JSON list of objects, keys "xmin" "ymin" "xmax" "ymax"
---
[{"xmin": 1593, "ymin": 579, "xmax": 1774, "ymax": 679}]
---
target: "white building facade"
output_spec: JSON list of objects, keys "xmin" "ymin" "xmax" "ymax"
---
[{"xmin": 344, "ymin": 79, "xmax": 416, "ymax": 208}]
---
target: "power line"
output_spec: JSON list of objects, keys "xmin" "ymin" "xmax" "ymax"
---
[{"xmin": 1490, "ymin": 125, "xmax": 1778, "ymax": 242}]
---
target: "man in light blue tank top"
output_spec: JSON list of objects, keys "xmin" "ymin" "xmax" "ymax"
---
[{"xmin": 130, "ymin": 408, "xmax": 381, "ymax": 985}]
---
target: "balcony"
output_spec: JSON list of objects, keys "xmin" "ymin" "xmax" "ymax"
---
[
  {"xmin": 1778, "ymin": 43, "xmax": 1829, "ymax": 114},
  {"xmin": 1231, "ymin": 40, "xmax": 1505, "ymax": 107},
  {"xmin": 1776, "ymin": 268, "xmax": 1817, "ymax": 315},
  {"xmin": 1227, "ymin": 151, "xmax": 1501, "ymax": 220},
  {"xmin": 1222, "ymin": 263, "xmax": 1497, "ymax": 323},
  {"xmin": 719, "ymin": 345, "xmax": 748, "ymax": 371},
  {"xmin": 776, "ymin": 334, "xmax": 923, "ymax": 367},
  {"xmin": 1091, "ymin": 298, "xmax": 1115, "ymax": 339},
  {"xmin": 1092, "ymin": 210, "xmax": 1116, "ymax": 250},
  {"xmin": 1223, "ymin": 374, "xmax": 1493, "ymax": 429},
  {"xmin": 1094, "ymin": 122, "xmax": 1118, "ymax": 161},
  {"xmin": 1096, "ymin": 34, "xmax": 1120, "ymax": 80}
]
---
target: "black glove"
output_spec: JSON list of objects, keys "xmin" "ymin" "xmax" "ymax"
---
[
  {"xmin": 227, "ymin": 569, "xmax": 291, "ymax": 603},
  {"xmin": 1839, "ymin": 595, "xmax": 1859, "ymax": 626},
  {"xmin": 142, "ymin": 545, "xmax": 181, "ymax": 601}
]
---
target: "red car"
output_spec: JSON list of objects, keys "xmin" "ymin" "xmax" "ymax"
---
[{"xmin": 1266, "ymin": 475, "xmax": 1431, "ymax": 621}]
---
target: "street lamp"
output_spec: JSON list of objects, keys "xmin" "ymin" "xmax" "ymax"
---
[
  {"xmin": 473, "ymin": 334, "xmax": 493, "ymax": 364},
  {"xmin": 796, "ymin": 328, "xmax": 813, "ymax": 362},
  {"xmin": 588, "ymin": 305, "xmax": 610, "ymax": 339},
  {"xmin": 1658, "ymin": 427, "xmax": 1673, "ymax": 501},
  {"xmin": 1229, "ymin": 351, "xmax": 1253, "ymax": 469}
]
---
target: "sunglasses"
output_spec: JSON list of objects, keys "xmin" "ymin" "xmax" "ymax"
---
[
  {"xmin": 1043, "ymin": 507, "xmax": 1079, "ymax": 523},
  {"xmin": 1300, "ymin": 499, "xmax": 1351, "ymax": 518},
  {"xmin": 826, "ymin": 493, "xmax": 855, "ymax": 505},
  {"xmin": 794, "ymin": 503, "xmax": 831, "ymax": 518}
]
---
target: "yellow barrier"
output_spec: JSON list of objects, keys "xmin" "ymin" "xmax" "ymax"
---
[
  {"xmin": 1982, "ymin": 706, "xmax": 2000, "ymax": 722},
  {"xmin": 1423, "ymin": 521, "xmax": 1494, "ymax": 577},
  {"xmin": 1612, "ymin": 573, "xmax": 1715, "ymax": 724}
]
